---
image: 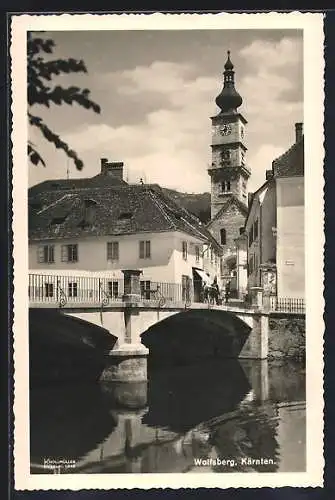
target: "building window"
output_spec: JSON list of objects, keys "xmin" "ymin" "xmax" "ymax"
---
[
  {"xmin": 68, "ymin": 282, "xmax": 78, "ymax": 298},
  {"xmin": 248, "ymin": 227, "xmax": 254, "ymax": 247},
  {"xmin": 61, "ymin": 244, "xmax": 78, "ymax": 263},
  {"xmin": 139, "ymin": 240, "xmax": 151, "ymax": 259},
  {"xmin": 182, "ymin": 241, "xmax": 188, "ymax": 260},
  {"xmin": 108, "ymin": 281, "xmax": 119, "ymax": 299},
  {"xmin": 195, "ymin": 245, "xmax": 200, "ymax": 263},
  {"xmin": 248, "ymin": 257, "xmax": 253, "ymax": 275},
  {"xmin": 107, "ymin": 241, "xmax": 119, "ymax": 261},
  {"xmin": 221, "ymin": 181, "xmax": 231, "ymax": 192},
  {"xmin": 38, "ymin": 245, "xmax": 55, "ymax": 264},
  {"xmin": 239, "ymin": 227, "xmax": 245, "ymax": 235},
  {"xmin": 220, "ymin": 228, "xmax": 226, "ymax": 245},
  {"xmin": 44, "ymin": 283, "xmax": 54, "ymax": 298},
  {"xmin": 140, "ymin": 280, "xmax": 151, "ymax": 300},
  {"xmin": 254, "ymin": 219, "xmax": 259, "ymax": 240}
]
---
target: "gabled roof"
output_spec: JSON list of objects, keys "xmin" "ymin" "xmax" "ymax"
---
[
  {"xmin": 28, "ymin": 183, "xmax": 221, "ymax": 251},
  {"xmin": 244, "ymin": 178, "xmax": 272, "ymax": 229},
  {"xmin": 29, "ymin": 172, "xmax": 127, "ymax": 197},
  {"xmin": 272, "ymin": 136, "xmax": 304, "ymax": 178},
  {"xmin": 206, "ymin": 195, "xmax": 248, "ymax": 229}
]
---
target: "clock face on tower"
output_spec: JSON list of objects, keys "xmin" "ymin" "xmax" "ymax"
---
[{"xmin": 219, "ymin": 124, "xmax": 232, "ymax": 136}]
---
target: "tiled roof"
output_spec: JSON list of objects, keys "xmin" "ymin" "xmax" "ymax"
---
[
  {"xmin": 29, "ymin": 173, "xmax": 127, "ymax": 197},
  {"xmin": 272, "ymin": 136, "xmax": 304, "ymax": 178},
  {"xmin": 28, "ymin": 183, "xmax": 222, "ymax": 251}
]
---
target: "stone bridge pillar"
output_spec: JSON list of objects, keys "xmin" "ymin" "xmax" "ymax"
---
[
  {"xmin": 239, "ymin": 312, "xmax": 269, "ymax": 360},
  {"xmin": 100, "ymin": 270, "xmax": 148, "ymax": 407}
]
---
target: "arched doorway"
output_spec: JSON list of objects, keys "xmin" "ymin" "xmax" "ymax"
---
[{"xmin": 222, "ymin": 254, "xmax": 238, "ymax": 298}]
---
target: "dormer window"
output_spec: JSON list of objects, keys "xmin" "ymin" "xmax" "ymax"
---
[
  {"xmin": 50, "ymin": 215, "xmax": 67, "ymax": 225},
  {"xmin": 118, "ymin": 212, "xmax": 133, "ymax": 220}
]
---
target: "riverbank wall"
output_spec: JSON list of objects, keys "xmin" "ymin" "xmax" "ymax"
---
[{"xmin": 268, "ymin": 314, "xmax": 305, "ymax": 360}]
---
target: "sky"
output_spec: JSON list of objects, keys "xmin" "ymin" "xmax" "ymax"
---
[{"xmin": 28, "ymin": 29, "xmax": 303, "ymax": 193}]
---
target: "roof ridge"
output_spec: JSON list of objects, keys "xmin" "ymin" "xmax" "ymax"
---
[
  {"xmin": 146, "ymin": 189, "xmax": 177, "ymax": 230},
  {"xmin": 178, "ymin": 215, "xmax": 208, "ymax": 241},
  {"xmin": 156, "ymin": 188, "xmax": 221, "ymax": 244},
  {"xmin": 273, "ymin": 137, "xmax": 303, "ymax": 165},
  {"xmin": 37, "ymin": 193, "xmax": 74, "ymax": 215},
  {"xmin": 207, "ymin": 195, "xmax": 247, "ymax": 227}
]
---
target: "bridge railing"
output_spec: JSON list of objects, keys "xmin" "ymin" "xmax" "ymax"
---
[
  {"xmin": 140, "ymin": 281, "xmax": 193, "ymax": 305},
  {"xmin": 28, "ymin": 274, "xmax": 194, "ymax": 306},
  {"xmin": 28, "ymin": 274, "xmax": 125, "ymax": 305},
  {"xmin": 269, "ymin": 296, "xmax": 305, "ymax": 314}
]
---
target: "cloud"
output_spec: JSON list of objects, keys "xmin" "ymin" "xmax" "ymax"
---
[
  {"xmin": 239, "ymin": 37, "xmax": 303, "ymax": 69},
  {"xmin": 29, "ymin": 36, "xmax": 303, "ymax": 196},
  {"xmin": 248, "ymin": 144, "xmax": 286, "ymax": 191},
  {"xmin": 57, "ymin": 60, "xmax": 219, "ymax": 191},
  {"xmin": 114, "ymin": 61, "xmax": 194, "ymax": 96},
  {"xmin": 237, "ymin": 35, "xmax": 303, "ymax": 187}
]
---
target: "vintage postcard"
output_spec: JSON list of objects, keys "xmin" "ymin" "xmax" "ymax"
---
[{"xmin": 12, "ymin": 12, "xmax": 324, "ymax": 489}]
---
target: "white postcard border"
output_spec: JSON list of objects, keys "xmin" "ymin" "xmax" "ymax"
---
[{"xmin": 11, "ymin": 12, "xmax": 324, "ymax": 490}]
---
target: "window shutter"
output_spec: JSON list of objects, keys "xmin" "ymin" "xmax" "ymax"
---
[
  {"xmin": 107, "ymin": 242, "xmax": 111, "ymax": 260},
  {"xmin": 139, "ymin": 241, "xmax": 144, "ymax": 259},
  {"xmin": 113, "ymin": 242, "xmax": 119, "ymax": 260},
  {"xmin": 49, "ymin": 245, "xmax": 55, "ymax": 263},
  {"xmin": 73, "ymin": 244, "xmax": 78, "ymax": 262},
  {"xmin": 37, "ymin": 246, "xmax": 44, "ymax": 263},
  {"xmin": 145, "ymin": 241, "xmax": 151, "ymax": 258},
  {"xmin": 61, "ymin": 245, "xmax": 67, "ymax": 262}
]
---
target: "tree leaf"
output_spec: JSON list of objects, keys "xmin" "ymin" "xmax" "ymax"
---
[{"xmin": 27, "ymin": 34, "xmax": 101, "ymax": 170}]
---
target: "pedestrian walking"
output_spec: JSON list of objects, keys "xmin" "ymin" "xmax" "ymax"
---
[{"xmin": 225, "ymin": 281, "xmax": 231, "ymax": 304}]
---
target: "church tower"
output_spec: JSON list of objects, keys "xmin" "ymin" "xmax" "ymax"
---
[
  {"xmin": 208, "ymin": 51, "xmax": 250, "ymax": 219},
  {"xmin": 207, "ymin": 51, "xmax": 250, "ymax": 297}
]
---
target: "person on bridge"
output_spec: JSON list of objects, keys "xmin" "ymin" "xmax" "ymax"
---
[
  {"xmin": 225, "ymin": 281, "xmax": 231, "ymax": 304},
  {"xmin": 211, "ymin": 277, "xmax": 220, "ymax": 305}
]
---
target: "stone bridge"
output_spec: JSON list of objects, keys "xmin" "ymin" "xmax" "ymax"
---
[{"xmin": 29, "ymin": 271, "xmax": 271, "ymax": 392}]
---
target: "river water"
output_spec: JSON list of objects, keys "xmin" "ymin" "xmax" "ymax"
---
[{"xmin": 30, "ymin": 358, "xmax": 305, "ymax": 474}]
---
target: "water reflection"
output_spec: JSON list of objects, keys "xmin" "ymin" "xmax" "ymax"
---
[{"xmin": 30, "ymin": 359, "xmax": 305, "ymax": 474}]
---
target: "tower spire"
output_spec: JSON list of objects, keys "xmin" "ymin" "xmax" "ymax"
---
[{"xmin": 215, "ymin": 50, "xmax": 243, "ymax": 113}]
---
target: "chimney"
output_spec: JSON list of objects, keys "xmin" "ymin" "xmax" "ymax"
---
[
  {"xmin": 100, "ymin": 158, "xmax": 108, "ymax": 170},
  {"xmin": 100, "ymin": 158, "xmax": 124, "ymax": 180},
  {"xmin": 295, "ymin": 122, "xmax": 303, "ymax": 143},
  {"xmin": 266, "ymin": 169, "xmax": 273, "ymax": 180}
]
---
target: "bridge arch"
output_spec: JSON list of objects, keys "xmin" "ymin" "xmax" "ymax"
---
[
  {"xmin": 29, "ymin": 308, "xmax": 117, "ymax": 385},
  {"xmin": 140, "ymin": 308, "xmax": 252, "ymax": 366}
]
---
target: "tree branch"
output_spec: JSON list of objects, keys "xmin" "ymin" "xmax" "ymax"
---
[{"xmin": 29, "ymin": 114, "xmax": 84, "ymax": 170}]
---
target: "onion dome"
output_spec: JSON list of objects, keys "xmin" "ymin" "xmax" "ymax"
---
[
  {"xmin": 224, "ymin": 50, "xmax": 234, "ymax": 70},
  {"xmin": 215, "ymin": 50, "xmax": 243, "ymax": 113}
]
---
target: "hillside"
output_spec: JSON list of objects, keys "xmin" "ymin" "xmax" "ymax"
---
[{"xmin": 162, "ymin": 188, "xmax": 211, "ymax": 224}]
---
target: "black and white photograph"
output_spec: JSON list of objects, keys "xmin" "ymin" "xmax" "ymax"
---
[{"xmin": 12, "ymin": 12, "xmax": 324, "ymax": 489}]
